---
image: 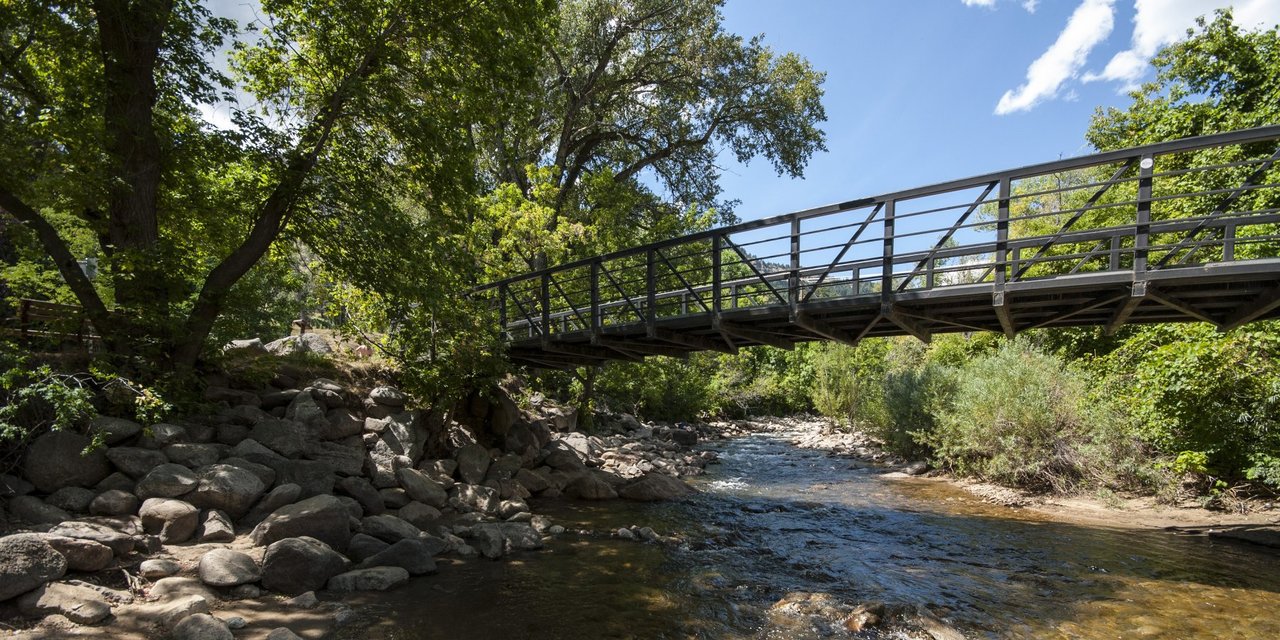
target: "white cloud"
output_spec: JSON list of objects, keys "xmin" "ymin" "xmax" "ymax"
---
[
  {"xmin": 962, "ymin": 0, "xmax": 997, "ymax": 7},
  {"xmin": 995, "ymin": 0, "xmax": 1116, "ymax": 115},
  {"xmin": 1022, "ymin": 0, "xmax": 1039, "ymax": 13},
  {"xmin": 1086, "ymin": 0, "xmax": 1280, "ymax": 85}
]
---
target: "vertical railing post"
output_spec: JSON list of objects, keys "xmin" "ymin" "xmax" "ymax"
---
[
  {"xmin": 590, "ymin": 260, "xmax": 601, "ymax": 336},
  {"xmin": 1135, "ymin": 153, "xmax": 1153, "ymax": 274},
  {"xmin": 540, "ymin": 274, "xmax": 550, "ymax": 340},
  {"xmin": 882, "ymin": 199, "xmax": 895, "ymax": 303},
  {"xmin": 995, "ymin": 178, "xmax": 1011, "ymax": 289},
  {"xmin": 1224, "ymin": 222, "xmax": 1236, "ymax": 262},
  {"xmin": 789, "ymin": 217, "xmax": 801, "ymax": 314},
  {"xmin": 712, "ymin": 235, "xmax": 722, "ymax": 316},
  {"xmin": 646, "ymin": 248, "xmax": 656, "ymax": 335}
]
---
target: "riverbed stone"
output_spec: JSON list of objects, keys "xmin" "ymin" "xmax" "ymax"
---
[
  {"xmin": 306, "ymin": 441, "xmax": 365, "ymax": 476},
  {"xmin": 94, "ymin": 472, "xmax": 136, "ymax": 493},
  {"xmin": 251, "ymin": 494, "xmax": 352, "ymax": 550},
  {"xmin": 90, "ymin": 415, "xmax": 144, "ymax": 445},
  {"xmin": 47, "ymin": 518, "xmax": 139, "ymax": 556},
  {"xmin": 357, "ymin": 539, "xmax": 437, "ymax": 575},
  {"xmin": 265, "ymin": 459, "xmax": 335, "ymax": 498},
  {"xmin": 46, "ymin": 487, "xmax": 95, "ymax": 513},
  {"xmin": 198, "ymin": 549, "xmax": 260, "ymax": 587},
  {"xmin": 397, "ymin": 502, "xmax": 442, "ymax": 530},
  {"xmin": 140, "ymin": 558, "xmax": 181, "ymax": 579},
  {"xmin": 249, "ymin": 419, "xmax": 310, "ymax": 459},
  {"xmin": 10, "ymin": 495, "xmax": 72, "ymax": 524},
  {"xmin": 242, "ymin": 483, "xmax": 302, "ymax": 526},
  {"xmin": 336, "ymin": 476, "xmax": 384, "ymax": 515},
  {"xmin": 142, "ymin": 423, "xmax": 189, "ymax": 448},
  {"xmin": 564, "ymin": 473, "xmax": 618, "ymax": 500},
  {"xmin": 619, "ymin": 473, "xmax": 696, "ymax": 501},
  {"xmin": 89, "ymin": 489, "xmax": 139, "ymax": 516},
  {"xmin": 360, "ymin": 514, "xmax": 422, "ymax": 543},
  {"xmin": 17, "ymin": 581, "xmax": 111, "ymax": 624},
  {"xmin": 0, "ymin": 534, "xmax": 67, "ymax": 601},
  {"xmin": 164, "ymin": 443, "xmax": 226, "ymax": 469},
  {"xmin": 514, "ymin": 468, "xmax": 550, "ymax": 493},
  {"xmin": 326, "ymin": 566, "xmax": 410, "ymax": 592},
  {"xmin": 454, "ymin": 483, "xmax": 500, "ymax": 515},
  {"xmin": 105, "ymin": 447, "xmax": 167, "ymax": 480},
  {"xmin": 260, "ymin": 536, "xmax": 349, "ymax": 595},
  {"xmin": 397, "ymin": 468, "xmax": 448, "ymax": 507},
  {"xmin": 368, "ymin": 386, "xmax": 406, "ymax": 407},
  {"xmin": 188, "ymin": 464, "xmax": 265, "ymax": 519},
  {"xmin": 23, "ymin": 431, "xmax": 112, "ymax": 493},
  {"xmin": 455, "ymin": 444, "xmax": 491, "ymax": 484},
  {"xmin": 136, "ymin": 463, "xmax": 199, "ymax": 499},
  {"xmin": 198, "ymin": 509, "xmax": 236, "ymax": 542},
  {"xmin": 172, "ymin": 612, "xmax": 234, "ymax": 640},
  {"xmin": 140, "ymin": 498, "xmax": 200, "ymax": 543},
  {"xmin": 45, "ymin": 535, "xmax": 114, "ymax": 572},
  {"xmin": 346, "ymin": 533, "xmax": 390, "ymax": 563}
]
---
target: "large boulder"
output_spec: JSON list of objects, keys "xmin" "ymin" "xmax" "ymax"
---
[
  {"xmin": 319, "ymin": 409, "xmax": 363, "ymax": 441},
  {"xmin": 45, "ymin": 535, "xmax": 114, "ymax": 572},
  {"xmin": 16, "ymin": 581, "xmax": 111, "ymax": 624},
  {"xmin": 564, "ymin": 473, "xmax": 618, "ymax": 500},
  {"xmin": 135, "ymin": 463, "xmax": 199, "ymax": 499},
  {"xmin": 163, "ymin": 443, "xmax": 225, "ymax": 469},
  {"xmin": 46, "ymin": 486, "xmax": 94, "ymax": 513},
  {"xmin": 197, "ymin": 510, "xmax": 236, "ymax": 543},
  {"xmin": 242, "ymin": 483, "xmax": 303, "ymax": 526},
  {"xmin": 139, "ymin": 498, "xmax": 200, "ymax": 543},
  {"xmin": 172, "ymin": 613, "xmax": 234, "ymax": 640},
  {"xmin": 23, "ymin": 431, "xmax": 112, "ymax": 493},
  {"xmin": 260, "ymin": 536, "xmax": 348, "ymax": 595},
  {"xmin": 619, "ymin": 473, "xmax": 697, "ymax": 501},
  {"xmin": 198, "ymin": 549, "xmax": 261, "ymax": 587},
  {"xmin": 380, "ymin": 411, "xmax": 429, "ymax": 465},
  {"xmin": 249, "ymin": 419, "xmax": 310, "ymax": 459},
  {"xmin": 335, "ymin": 476, "xmax": 384, "ymax": 516},
  {"xmin": 305, "ymin": 441, "xmax": 365, "ymax": 476},
  {"xmin": 265, "ymin": 459, "xmax": 335, "ymax": 497},
  {"xmin": 141, "ymin": 423, "xmax": 189, "ymax": 448},
  {"xmin": 514, "ymin": 468, "xmax": 550, "ymax": 494},
  {"xmin": 89, "ymin": 489, "xmax": 140, "ymax": 517},
  {"xmin": 46, "ymin": 518, "xmax": 139, "ymax": 556},
  {"xmin": 9, "ymin": 495, "xmax": 71, "ymax": 524},
  {"xmin": 453, "ymin": 484, "xmax": 499, "ymax": 515},
  {"xmin": 89, "ymin": 416, "xmax": 143, "ymax": 445},
  {"xmin": 360, "ymin": 514, "xmax": 422, "ymax": 543},
  {"xmin": 357, "ymin": 539, "xmax": 437, "ymax": 576},
  {"xmin": 346, "ymin": 533, "xmax": 390, "ymax": 563},
  {"xmin": 396, "ymin": 502, "xmax": 442, "ymax": 531},
  {"xmin": 284, "ymin": 391, "xmax": 329, "ymax": 433},
  {"xmin": 0, "ymin": 533, "xmax": 67, "ymax": 601},
  {"xmin": 471, "ymin": 522, "xmax": 543, "ymax": 560},
  {"xmin": 455, "ymin": 444, "xmax": 491, "ymax": 485},
  {"xmin": 542, "ymin": 442, "xmax": 587, "ymax": 472},
  {"xmin": 251, "ymin": 494, "xmax": 352, "ymax": 551},
  {"xmin": 396, "ymin": 468, "xmax": 448, "ymax": 508},
  {"xmin": 367, "ymin": 386, "xmax": 406, "ymax": 407},
  {"xmin": 326, "ymin": 566, "xmax": 409, "ymax": 592},
  {"xmin": 188, "ymin": 464, "xmax": 266, "ymax": 519},
  {"xmin": 264, "ymin": 334, "xmax": 332, "ymax": 356}
]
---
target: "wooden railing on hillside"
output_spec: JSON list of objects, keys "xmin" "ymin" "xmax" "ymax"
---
[{"xmin": 2, "ymin": 299, "xmax": 101, "ymax": 348}]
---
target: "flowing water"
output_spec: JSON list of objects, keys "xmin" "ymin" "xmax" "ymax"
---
[{"xmin": 339, "ymin": 429, "xmax": 1280, "ymax": 639}]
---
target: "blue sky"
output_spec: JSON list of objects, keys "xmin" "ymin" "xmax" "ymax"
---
[{"xmin": 715, "ymin": 0, "xmax": 1280, "ymax": 223}]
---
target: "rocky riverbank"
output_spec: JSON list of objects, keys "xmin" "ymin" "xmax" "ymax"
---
[
  {"xmin": 713, "ymin": 415, "xmax": 1280, "ymax": 547},
  {"xmin": 0, "ymin": 365, "xmax": 709, "ymax": 639}
]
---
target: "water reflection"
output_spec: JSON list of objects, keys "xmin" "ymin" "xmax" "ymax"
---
[{"xmin": 338, "ymin": 432, "xmax": 1280, "ymax": 639}]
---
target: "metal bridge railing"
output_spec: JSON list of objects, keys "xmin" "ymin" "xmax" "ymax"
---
[{"xmin": 477, "ymin": 125, "xmax": 1280, "ymax": 347}]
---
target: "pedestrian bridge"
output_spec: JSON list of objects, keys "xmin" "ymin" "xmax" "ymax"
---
[{"xmin": 477, "ymin": 126, "xmax": 1280, "ymax": 369}]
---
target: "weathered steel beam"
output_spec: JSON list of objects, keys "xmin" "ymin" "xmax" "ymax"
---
[
  {"xmin": 652, "ymin": 327, "xmax": 737, "ymax": 354},
  {"xmin": 1104, "ymin": 281, "xmax": 1147, "ymax": 335},
  {"xmin": 716, "ymin": 320, "xmax": 794, "ymax": 350},
  {"xmin": 883, "ymin": 304, "xmax": 931, "ymax": 343},
  {"xmin": 592, "ymin": 336, "xmax": 689, "ymax": 358},
  {"xmin": 993, "ymin": 291, "xmax": 1016, "ymax": 338},
  {"xmin": 1147, "ymin": 289, "xmax": 1222, "ymax": 327},
  {"xmin": 793, "ymin": 312, "xmax": 860, "ymax": 347},
  {"xmin": 1220, "ymin": 282, "xmax": 1280, "ymax": 332}
]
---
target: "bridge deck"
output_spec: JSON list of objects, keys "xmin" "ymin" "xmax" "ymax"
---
[{"xmin": 477, "ymin": 126, "xmax": 1280, "ymax": 369}]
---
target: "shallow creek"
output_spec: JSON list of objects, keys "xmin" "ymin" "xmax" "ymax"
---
[{"xmin": 338, "ymin": 429, "xmax": 1280, "ymax": 639}]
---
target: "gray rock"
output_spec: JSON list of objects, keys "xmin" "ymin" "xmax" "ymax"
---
[
  {"xmin": 261, "ymin": 459, "xmax": 334, "ymax": 498},
  {"xmin": 128, "ymin": 593, "xmax": 210, "ymax": 629},
  {"xmin": 454, "ymin": 483, "xmax": 500, "ymax": 515},
  {"xmin": 306, "ymin": 441, "xmax": 365, "ymax": 476},
  {"xmin": 251, "ymin": 494, "xmax": 352, "ymax": 550},
  {"xmin": 335, "ymin": 495, "xmax": 364, "ymax": 519},
  {"xmin": 360, "ymin": 514, "xmax": 422, "ymax": 543},
  {"xmin": 261, "ymin": 389, "xmax": 301, "ymax": 410},
  {"xmin": 229, "ymin": 438, "xmax": 282, "ymax": 462},
  {"xmin": 10, "ymin": 495, "xmax": 72, "ymax": 524},
  {"xmin": 365, "ymin": 440, "xmax": 401, "ymax": 488},
  {"xmin": 106, "ymin": 447, "xmax": 169, "ymax": 479},
  {"xmin": 381, "ymin": 411, "xmax": 428, "ymax": 464},
  {"xmin": 47, "ymin": 518, "xmax": 139, "ymax": 556},
  {"xmin": 357, "ymin": 539, "xmax": 437, "ymax": 575},
  {"xmin": 265, "ymin": 334, "xmax": 332, "ymax": 356},
  {"xmin": 396, "ymin": 468, "xmax": 448, "ymax": 508},
  {"xmin": 514, "ymin": 468, "xmax": 550, "ymax": 493},
  {"xmin": 198, "ymin": 549, "xmax": 261, "ymax": 587},
  {"xmin": 47, "ymin": 487, "xmax": 96, "ymax": 513},
  {"xmin": 243, "ymin": 483, "xmax": 303, "ymax": 525},
  {"xmin": 1, "ymin": 473, "xmax": 34, "ymax": 496},
  {"xmin": 619, "ymin": 473, "xmax": 696, "ymax": 501},
  {"xmin": 220, "ymin": 456, "xmax": 276, "ymax": 487},
  {"xmin": 485, "ymin": 453, "xmax": 523, "ymax": 482},
  {"xmin": 542, "ymin": 442, "xmax": 587, "ymax": 472},
  {"xmin": 219, "ymin": 404, "xmax": 271, "ymax": 426},
  {"xmin": 17, "ymin": 581, "xmax": 111, "ymax": 624},
  {"xmin": 94, "ymin": 471, "xmax": 136, "ymax": 493},
  {"xmin": 564, "ymin": 473, "xmax": 618, "ymax": 500},
  {"xmin": 23, "ymin": 431, "xmax": 112, "ymax": 493},
  {"xmin": 455, "ymin": 443, "xmax": 491, "ymax": 485},
  {"xmin": 471, "ymin": 522, "xmax": 543, "ymax": 559},
  {"xmin": 188, "ymin": 464, "xmax": 266, "ymax": 519},
  {"xmin": 198, "ymin": 510, "xmax": 236, "ymax": 542},
  {"xmin": 497, "ymin": 498, "xmax": 529, "ymax": 519},
  {"xmin": 143, "ymin": 423, "xmax": 189, "ymax": 448},
  {"xmin": 163, "ymin": 443, "xmax": 226, "ymax": 469},
  {"xmin": 139, "ymin": 498, "xmax": 200, "ymax": 543},
  {"xmin": 90, "ymin": 416, "xmax": 143, "ymax": 445},
  {"xmin": 140, "ymin": 558, "xmax": 180, "ymax": 579},
  {"xmin": 204, "ymin": 386, "xmax": 261, "ymax": 407},
  {"xmin": 368, "ymin": 386, "xmax": 406, "ymax": 407},
  {"xmin": 172, "ymin": 612, "xmax": 233, "ymax": 640},
  {"xmin": 266, "ymin": 628, "xmax": 306, "ymax": 640},
  {"xmin": 150, "ymin": 576, "xmax": 218, "ymax": 602},
  {"xmin": 378, "ymin": 487, "xmax": 410, "ymax": 508},
  {"xmin": 284, "ymin": 391, "xmax": 328, "ymax": 433},
  {"xmin": 249, "ymin": 419, "xmax": 310, "ymax": 459},
  {"xmin": 215, "ymin": 423, "xmax": 251, "ymax": 445},
  {"xmin": 396, "ymin": 502, "xmax": 442, "ymax": 530},
  {"xmin": 320, "ymin": 409, "xmax": 363, "ymax": 440},
  {"xmin": 336, "ymin": 476, "xmax": 384, "ymax": 516},
  {"xmin": 346, "ymin": 533, "xmax": 391, "ymax": 563},
  {"xmin": 0, "ymin": 534, "xmax": 68, "ymax": 600},
  {"xmin": 136, "ymin": 463, "xmax": 199, "ymax": 499},
  {"xmin": 326, "ymin": 566, "xmax": 410, "ymax": 592},
  {"xmin": 45, "ymin": 535, "xmax": 114, "ymax": 572},
  {"xmin": 89, "ymin": 489, "xmax": 139, "ymax": 516},
  {"xmin": 260, "ymin": 536, "xmax": 349, "ymax": 595}
]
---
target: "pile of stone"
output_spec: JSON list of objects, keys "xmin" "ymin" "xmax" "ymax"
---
[{"xmin": 0, "ymin": 375, "xmax": 703, "ymax": 637}]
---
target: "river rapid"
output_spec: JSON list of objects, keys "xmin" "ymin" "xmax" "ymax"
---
[{"xmin": 339, "ymin": 422, "xmax": 1280, "ymax": 639}]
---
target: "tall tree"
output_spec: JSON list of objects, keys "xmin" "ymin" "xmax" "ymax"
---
[{"xmin": 0, "ymin": 0, "xmax": 549, "ymax": 371}]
